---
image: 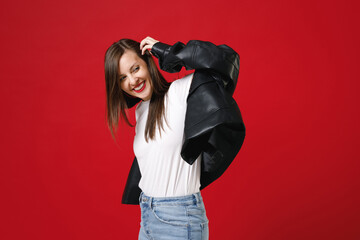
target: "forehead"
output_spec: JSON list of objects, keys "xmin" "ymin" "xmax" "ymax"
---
[{"xmin": 118, "ymin": 50, "xmax": 142, "ymax": 74}]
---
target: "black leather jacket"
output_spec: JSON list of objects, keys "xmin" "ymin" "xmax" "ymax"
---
[{"xmin": 121, "ymin": 40, "xmax": 246, "ymax": 204}]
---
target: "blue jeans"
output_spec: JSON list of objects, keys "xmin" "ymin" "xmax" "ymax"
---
[{"xmin": 138, "ymin": 191, "xmax": 209, "ymax": 240}]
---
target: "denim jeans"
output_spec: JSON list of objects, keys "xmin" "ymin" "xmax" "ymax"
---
[{"xmin": 138, "ymin": 191, "xmax": 209, "ymax": 240}]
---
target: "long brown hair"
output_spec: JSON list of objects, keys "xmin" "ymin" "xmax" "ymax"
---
[{"xmin": 104, "ymin": 39, "xmax": 171, "ymax": 142}]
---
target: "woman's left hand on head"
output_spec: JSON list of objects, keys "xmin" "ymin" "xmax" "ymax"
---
[{"xmin": 140, "ymin": 36, "xmax": 159, "ymax": 55}]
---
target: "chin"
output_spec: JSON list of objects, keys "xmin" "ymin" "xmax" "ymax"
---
[
  {"xmin": 142, "ymin": 94, "xmax": 151, "ymax": 101},
  {"xmin": 142, "ymin": 85, "xmax": 152, "ymax": 100}
]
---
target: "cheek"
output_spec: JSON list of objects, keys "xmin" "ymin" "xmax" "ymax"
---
[{"xmin": 143, "ymin": 70, "xmax": 152, "ymax": 85}]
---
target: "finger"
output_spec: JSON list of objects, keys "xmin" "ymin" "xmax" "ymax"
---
[
  {"xmin": 141, "ymin": 44, "xmax": 146, "ymax": 54},
  {"xmin": 140, "ymin": 36, "xmax": 152, "ymax": 50},
  {"xmin": 143, "ymin": 45, "xmax": 153, "ymax": 55},
  {"xmin": 140, "ymin": 38, "xmax": 147, "ymax": 50},
  {"xmin": 140, "ymin": 39, "xmax": 146, "ymax": 50},
  {"xmin": 142, "ymin": 45, "xmax": 151, "ymax": 55},
  {"xmin": 140, "ymin": 36, "xmax": 157, "ymax": 50}
]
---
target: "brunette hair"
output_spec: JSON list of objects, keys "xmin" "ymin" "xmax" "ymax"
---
[{"xmin": 104, "ymin": 39, "xmax": 171, "ymax": 142}]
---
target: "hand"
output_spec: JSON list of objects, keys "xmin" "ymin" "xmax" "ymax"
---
[{"xmin": 140, "ymin": 36, "xmax": 159, "ymax": 55}]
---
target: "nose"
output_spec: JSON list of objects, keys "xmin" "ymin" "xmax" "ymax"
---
[{"xmin": 128, "ymin": 75, "xmax": 138, "ymax": 87}]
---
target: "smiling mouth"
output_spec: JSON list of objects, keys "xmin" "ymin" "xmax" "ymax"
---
[{"xmin": 133, "ymin": 81, "xmax": 145, "ymax": 93}]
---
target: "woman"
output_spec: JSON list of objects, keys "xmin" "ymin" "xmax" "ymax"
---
[{"xmin": 104, "ymin": 36, "xmax": 245, "ymax": 240}]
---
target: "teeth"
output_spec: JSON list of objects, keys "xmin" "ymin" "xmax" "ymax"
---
[{"xmin": 134, "ymin": 82, "xmax": 144, "ymax": 91}]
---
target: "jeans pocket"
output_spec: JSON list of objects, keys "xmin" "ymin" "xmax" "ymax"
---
[
  {"xmin": 151, "ymin": 205, "xmax": 189, "ymax": 227},
  {"xmin": 187, "ymin": 205, "xmax": 205, "ymax": 215}
]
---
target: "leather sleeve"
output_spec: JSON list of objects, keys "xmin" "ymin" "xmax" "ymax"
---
[
  {"xmin": 121, "ymin": 157, "xmax": 142, "ymax": 205},
  {"xmin": 151, "ymin": 40, "xmax": 245, "ymax": 190},
  {"xmin": 151, "ymin": 40, "xmax": 240, "ymax": 94}
]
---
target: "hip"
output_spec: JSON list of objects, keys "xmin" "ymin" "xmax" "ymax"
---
[{"xmin": 138, "ymin": 191, "xmax": 209, "ymax": 240}]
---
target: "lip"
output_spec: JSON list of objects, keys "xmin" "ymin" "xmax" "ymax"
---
[{"xmin": 133, "ymin": 81, "xmax": 146, "ymax": 93}]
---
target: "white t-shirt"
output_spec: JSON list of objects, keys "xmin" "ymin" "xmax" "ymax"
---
[{"xmin": 133, "ymin": 73, "xmax": 201, "ymax": 197}]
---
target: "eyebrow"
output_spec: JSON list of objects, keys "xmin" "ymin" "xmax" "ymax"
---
[{"xmin": 119, "ymin": 62, "xmax": 138, "ymax": 76}]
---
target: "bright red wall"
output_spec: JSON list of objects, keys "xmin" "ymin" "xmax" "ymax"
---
[{"xmin": 1, "ymin": 0, "xmax": 359, "ymax": 239}]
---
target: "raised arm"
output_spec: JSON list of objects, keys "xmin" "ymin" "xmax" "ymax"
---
[{"xmin": 149, "ymin": 40, "xmax": 240, "ymax": 94}]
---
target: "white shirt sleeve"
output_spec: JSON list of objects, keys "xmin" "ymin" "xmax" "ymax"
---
[{"xmin": 169, "ymin": 73, "xmax": 194, "ymax": 105}]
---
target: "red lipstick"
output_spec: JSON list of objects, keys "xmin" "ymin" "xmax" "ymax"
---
[{"xmin": 133, "ymin": 81, "xmax": 146, "ymax": 93}]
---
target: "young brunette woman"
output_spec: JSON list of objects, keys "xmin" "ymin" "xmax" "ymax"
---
[{"xmin": 104, "ymin": 36, "xmax": 245, "ymax": 240}]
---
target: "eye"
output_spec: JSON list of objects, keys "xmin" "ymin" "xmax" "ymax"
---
[
  {"xmin": 119, "ymin": 76, "xmax": 126, "ymax": 81},
  {"xmin": 133, "ymin": 66, "xmax": 140, "ymax": 72}
]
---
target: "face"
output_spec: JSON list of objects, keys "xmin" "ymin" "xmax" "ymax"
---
[{"xmin": 118, "ymin": 50, "xmax": 153, "ymax": 101}]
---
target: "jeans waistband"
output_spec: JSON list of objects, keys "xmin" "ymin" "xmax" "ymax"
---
[{"xmin": 139, "ymin": 191, "xmax": 203, "ymax": 206}]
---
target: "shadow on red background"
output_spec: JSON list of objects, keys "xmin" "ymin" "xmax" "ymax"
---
[{"xmin": 0, "ymin": 0, "xmax": 359, "ymax": 239}]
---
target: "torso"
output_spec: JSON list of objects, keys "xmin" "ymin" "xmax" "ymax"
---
[{"xmin": 133, "ymin": 73, "xmax": 201, "ymax": 197}]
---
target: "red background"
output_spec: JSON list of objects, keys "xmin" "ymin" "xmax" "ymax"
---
[{"xmin": 1, "ymin": 0, "xmax": 359, "ymax": 239}]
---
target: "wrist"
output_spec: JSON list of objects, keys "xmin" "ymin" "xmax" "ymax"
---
[{"xmin": 150, "ymin": 42, "xmax": 171, "ymax": 58}]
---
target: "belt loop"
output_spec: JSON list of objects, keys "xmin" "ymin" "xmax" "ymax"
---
[
  {"xmin": 139, "ymin": 192, "xmax": 143, "ymax": 204},
  {"xmin": 194, "ymin": 192, "xmax": 200, "ymax": 206}
]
